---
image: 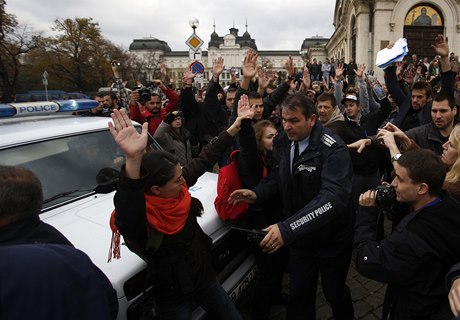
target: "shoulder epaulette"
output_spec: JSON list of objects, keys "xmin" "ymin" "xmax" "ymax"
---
[{"xmin": 320, "ymin": 134, "xmax": 336, "ymax": 147}]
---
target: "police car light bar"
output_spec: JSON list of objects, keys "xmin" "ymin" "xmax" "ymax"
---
[{"xmin": 0, "ymin": 99, "xmax": 99, "ymax": 118}]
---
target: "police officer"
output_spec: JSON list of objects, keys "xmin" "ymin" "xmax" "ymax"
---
[{"xmin": 230, "ymin": 92, "xmax": 354, "ymax": 319}]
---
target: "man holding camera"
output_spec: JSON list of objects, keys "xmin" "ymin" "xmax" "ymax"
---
[
  {"xmin": 355, "ymin": 149, "xmax": 460, "ymax": 320},
  {"xmin": 129, "ymin": 79, "xmax": 179, "ymax": 135}
]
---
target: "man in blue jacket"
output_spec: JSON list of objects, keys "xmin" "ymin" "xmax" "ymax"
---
[
  {"xmin": 230, "ymin": 92, "xmax": 354, "ymax": 319},
  {"xmin": 0, "ymin": 165, "xmax": 118, "ymax": 319}
]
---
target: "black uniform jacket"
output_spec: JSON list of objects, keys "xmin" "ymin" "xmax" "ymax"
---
[{"xmin": 254, "ymin": 121, "xmax": 354, "ymax": 248}]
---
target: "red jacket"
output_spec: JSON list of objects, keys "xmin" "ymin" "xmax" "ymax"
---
[{"xmin": 130, "ymin": 86, "xmax": 179, "ymax": 135}]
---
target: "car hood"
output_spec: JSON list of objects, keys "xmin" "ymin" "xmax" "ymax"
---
[{"xmin": 41, "ymin": 172, "xmax": 224, "ymax": 299}]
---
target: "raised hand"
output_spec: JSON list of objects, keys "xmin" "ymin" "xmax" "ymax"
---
[
  {"xmin": 108, "ymin": 109, "xmax": 148, "ymax": 158},
  {"xmin": 335, "ymin": 63, "xmax": 344, "ymax": 79},
  {"xmin": 111, "ymin": 60, "xmax": 121, "ymax": 79},
  {"xmin": 403, "ymin": 67, "xmax": 415, "ymax": 85},
  {"xmin": 160, "ymin": 63, "xmax": 167, "ymax": 83},
  {"xmin": 230, "ymin": 68, "xmax": 237, "ymax": 84},
  {"xmin": 284, "ymin": 55, "xmax": 295, "ymax": 78},
  {"xmin": 432, "ymin": 34, "xmax": 449, "ymax": 58},
  {"xmin": 354, "ymin": 64, "xmax": 366, "ymax": 79},
  {"xmin": 183, "ymin": 69, "xmax": 196, "ymax": 85},
  {"xmin": 237, "ymin": 94, "xmax": 255, "ymax": 120},
  {"xmin": 258, "ymin": 67, "xmax": 268, "ymax": 90},
  {"xmin": 242, "ymin": 49, "xmax": 259, "ymax": 79},
  {"xmin": 212, "ymin": 56, "xmax": 225, "ymax": 79},
  {"xmin": 301, "ymin": 68, "xmax": 311, "ymax": 89},
  {"xmin": 266, "ymin": 69, "xmax": 276, "ymax": 84}
]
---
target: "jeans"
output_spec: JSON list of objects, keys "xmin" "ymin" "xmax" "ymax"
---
[{"xmin": 155, "ymin": 279, "xmax": 242, "ymax": 320}]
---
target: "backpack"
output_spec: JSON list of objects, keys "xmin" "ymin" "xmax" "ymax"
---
[{"xmin": 214, "ymin": 150, "xmax": 249, "ymax": 221}]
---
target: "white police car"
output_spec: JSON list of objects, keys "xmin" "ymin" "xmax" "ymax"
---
[{"xmin": 0, "ymin": 100, "xmax": 256, "ymax": 319}]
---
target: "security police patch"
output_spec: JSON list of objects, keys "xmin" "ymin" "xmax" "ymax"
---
[{"xmin": 320, "ymin": 134, "xmax": 336, "ymax": 147}]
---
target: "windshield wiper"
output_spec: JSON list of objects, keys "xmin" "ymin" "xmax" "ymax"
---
[{"xmin": 43, "ymin": 188, "xmax": 93, "ymax": 204}]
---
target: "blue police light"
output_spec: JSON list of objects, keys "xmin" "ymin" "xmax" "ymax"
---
[
  {"xmin": 0, "ymin": 99, "xmax": 99, "ymax": 118},
  {"xmin": 0, "ymin": 104, "xmax": 17, "ymax": 117},
  {"xmin": 56, "ymin": 99, "xmax": 98, "ymax": 112}
]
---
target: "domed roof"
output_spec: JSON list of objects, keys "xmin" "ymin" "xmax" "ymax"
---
[
  {"xmin": 129, "ymin": 38, "xmax": 172, "ymax": 52},
  {"xmin": 300, "ymin": 36, "xmax": 328, "ymax": 51},
  {"xmin": 211, "ymin": 31, "xmax": 219, "ymax": 38},
  {"xmin": 242, "ymin": 30, "xmax": 251, "ymax": 38}
]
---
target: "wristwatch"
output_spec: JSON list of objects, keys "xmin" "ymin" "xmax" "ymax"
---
[{"xmin": 391, "ymin": 153, "xmax": 402, "ymax": 162}]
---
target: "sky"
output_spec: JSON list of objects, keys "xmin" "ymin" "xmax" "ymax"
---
[{"xmin": 7, "ymin": 0, "xmax": 337, "ymax": 51}]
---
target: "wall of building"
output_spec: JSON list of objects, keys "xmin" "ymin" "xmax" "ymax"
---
[{"xmin": 328, "ymin": 0, "xmax": 460, "ymax": 81}]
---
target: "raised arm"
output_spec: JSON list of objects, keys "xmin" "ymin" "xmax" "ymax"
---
[
  {"xmin": 111, "ymin": 60, "xmax": 130, "ymax": 113},
  {"xmin": 433, "ymin": 34, "xmax": 456, "ymax": 96},
  {"xmin": 384, "ymin": 62, "xmax": 408, "ymax": 107}
]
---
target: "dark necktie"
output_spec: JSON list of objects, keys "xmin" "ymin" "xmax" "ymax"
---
[{"xmin": 292, "ymin": 141, "xmax": 299, "ymax": 173}]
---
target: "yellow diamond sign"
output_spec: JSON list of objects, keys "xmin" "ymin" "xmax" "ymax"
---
[{"xmin": 186, "ymin": 33, "xmax": 204, "ymax": 51}]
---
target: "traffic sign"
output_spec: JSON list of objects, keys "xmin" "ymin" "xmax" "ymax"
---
[
  {"xmin": 185, "ymin": 33, "xmax": 204, "ymax": 51},
  {"xmin": 190, "ymin": 61, "xmax": 205, "ymax": 74},
  {"xmin": 189, "ymin": 48, "xmax": 202, "ymax": 61}
]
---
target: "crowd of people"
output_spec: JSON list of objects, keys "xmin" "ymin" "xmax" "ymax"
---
[
  {"xmin": 4, "ymin": 31, "xmax": 460, "ymax": 320},
  {"xmin": 102, "ymin": 33, "xmax": 460, "ymax": 319}
]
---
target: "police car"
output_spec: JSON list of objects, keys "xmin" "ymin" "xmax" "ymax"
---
[{"xmin": 0, "ymin": 100, "xmax": 256, "ymax": 319}]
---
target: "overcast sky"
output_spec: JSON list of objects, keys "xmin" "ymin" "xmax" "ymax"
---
[{"xmin": 7, "ymin": 0, "xmax": 337, "ymax": 51}]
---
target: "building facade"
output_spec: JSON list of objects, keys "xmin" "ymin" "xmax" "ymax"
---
[
  {"xmin": 327, "ymin": 0, "xmax": 460, "ymax": 80},
  {"xmin": 129, "ymin": 26, "xmax": 323, "ymax": 88}
]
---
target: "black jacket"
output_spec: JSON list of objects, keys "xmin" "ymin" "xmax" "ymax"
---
[
  {"xmin": 253, "ymin": 121, "xmax": 354, "ymax": 248},
  {"xmin": 384, "ymin": 67, "xmax": 456, "ymax": 131},
  {"xmin": 355, "ymin": 194, "xmax": 460, "ymax": 319},
  {"xmin": 341, "ymin": 97, "xmax": 392, "ymax": 174},
  {"xmin": 114, "ymin": 130, "xmax": 233, "ymax": 304},
  {"xmin": 0, "ymin": 215, "xmax": 73, "ymax": 247},
  {"xmin": 405, "ymin": 121, "xmax": 448, "ymax": 155},
  {"xmin": 180, "ymin": 80, "xmax": 228, "ymax": 145}
]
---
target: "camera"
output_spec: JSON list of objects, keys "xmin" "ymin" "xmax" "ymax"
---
[
  {"xmin": 375, "ymin": 184, "xmax": 396, "ymax": 212},
  {"xmin": 137, "ymin": 86, "xmax": 152, "ymax": 103}
]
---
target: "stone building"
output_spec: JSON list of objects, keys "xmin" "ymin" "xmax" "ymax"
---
[
  {"xmin": 327, "ymin": 0, "xmax": 460, "ymax": 80},
  {"xmin": 129, "ymin": 25, "xmax": 307, "ymax": 88}
]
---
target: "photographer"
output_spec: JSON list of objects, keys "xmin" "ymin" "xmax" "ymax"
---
[
  {"xmin": 355, "ymin": 149, "xmax": 460, "ymax": 320},
  {"xmin": 129, "ymin": 79, "xmax": 179, "ymax": 135}
]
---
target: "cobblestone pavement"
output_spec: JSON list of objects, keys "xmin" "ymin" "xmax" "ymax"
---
[
  {"xmin": 235, "ymin": 216, "xmax": 395, "ymax": 320},
  {"xmin": 237, "ymin": 254, "xmax": 386, "ymax": 320},
  {"xmin": 236, "ymin": 255, "xmax": 387, "ymax": 320},
  {"xmin": 236, "ymin": 218, "xmax": 394, "ymax": 320}
]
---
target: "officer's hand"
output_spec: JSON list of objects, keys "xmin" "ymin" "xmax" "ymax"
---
[
  {"xmin": 359, "ymin": 190, "xmax": 376, "ymax": 207},
  {"xmin": 228, "ymin": 189, "xmax": 257, "ymax": 205},
  {"xmin": 449, "ymin": 277, "xmax": 460, "ymax": 316},
  {"xmin": 260, "ymin": 224, "xmax": 284, "ymax": 254}
]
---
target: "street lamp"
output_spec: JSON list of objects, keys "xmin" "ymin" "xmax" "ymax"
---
[{"xmin": 189, "ymin": 17, "xmax": 199, "ymax": 33}]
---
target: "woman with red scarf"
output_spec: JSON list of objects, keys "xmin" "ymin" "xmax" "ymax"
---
[{"xmin": 108, "ymin": 106, "xmax": 252, "ymax": 320}]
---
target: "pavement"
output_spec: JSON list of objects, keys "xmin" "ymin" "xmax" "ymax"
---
[{"xmin": 235, "ymin": 220, "xmax": 392, "ymax": 319}]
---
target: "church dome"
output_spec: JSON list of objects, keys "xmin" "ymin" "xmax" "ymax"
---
[{"xmin": 129, "ymin": 38, "xmax": 172, "ymax": 52}]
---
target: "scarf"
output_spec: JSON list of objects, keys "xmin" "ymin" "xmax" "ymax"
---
[
  {"xmin": 108, "ymin": 184, "xmax": 191, "ymax": 262},
  {"xmin": 144, "ymin": 184, "xmax": 191, "ymax": 235}
]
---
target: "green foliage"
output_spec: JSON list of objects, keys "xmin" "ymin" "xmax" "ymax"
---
[{"xmin": 1, "ymin": 2, "xmax": 152, "ymax": 101}]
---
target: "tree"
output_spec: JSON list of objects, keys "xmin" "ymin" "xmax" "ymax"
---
[
  {"xmin": 47, "ymin": 17, "xmax": 107, "ymax": 92},
  {"xmin": 0, "ymin": 0, "xmax": 42, "ymax": 102}
]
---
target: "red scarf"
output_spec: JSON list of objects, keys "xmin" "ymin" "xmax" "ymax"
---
[
  {"xmin": 144, "ymin": 184, "xmax": 191, "ymax": 235},
  {"xmin": 108, "ymin": 184, "xmax": 191, "ymax": 262}
]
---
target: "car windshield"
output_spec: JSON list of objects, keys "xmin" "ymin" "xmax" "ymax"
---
[{"xmin": 0, "ymin": 130, "xmax": 125, "ymax": 209}]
